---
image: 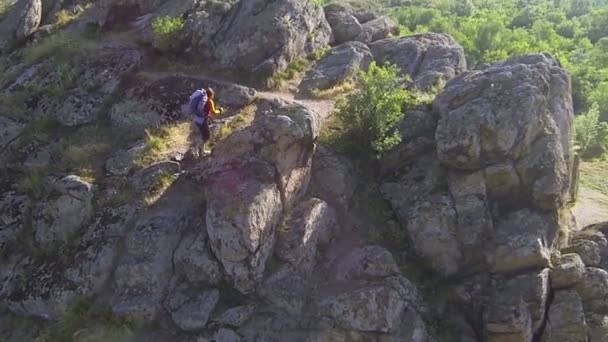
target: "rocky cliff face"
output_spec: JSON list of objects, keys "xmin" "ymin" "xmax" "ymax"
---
[{"xmin": 0, "ymin": 0, "xmax": 599, "ymax": 341}]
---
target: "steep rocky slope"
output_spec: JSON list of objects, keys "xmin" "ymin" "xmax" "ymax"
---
[{"xmin": 0, "ymin": 0, "xmax": 602, "ymax": 341}]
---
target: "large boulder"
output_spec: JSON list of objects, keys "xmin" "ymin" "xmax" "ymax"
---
[
  {"xmin": 316, "ymin": 281, "xmax": 414, "ymax": 333},
  {"xmin": 199, "ymin": 156, "xmax": 282, "ymax": 295},
  {"xmin": 562, "ymin": 240, "xmax": 601, "ymax": 267},
  {"xmin": 173, "ymin": 229, "xmax": 223, "ymax": 287},
  {"xmin": 299, "ymin": 41, "xmax": 373, "ymax": 96},
  {"xmin": 209, "ymin": 0, "xmax": 331, "ymax": 87},
  {"xmin": 309, "ymin": 145, "xmax": 356, "ymax": 208},
  {"xmin": 165, "ymin": 286, "xmax": 219, "ymax": 332},
  {"xmin": 111, "ymin": 205, "xmax": 200, "ymax": 322},
  {"xmin": 194, "ymin": 99, "xmax": 319, "ymax": 294},
  {"xmin": 551, "ymin": 253, "xmax": 585, "ymax": 289},
  {"xmin": 541, "ymin": 290, "xmax": 587, "ymax": 342},
  {"xmin": 324, "ymin": 4, "xmax": 363, "ymax": 45},
  {"xmin": 276, "ymin": 198, "xmax": 337, "ymax": 275},
  {"xmin": 369, "ymin": 33, "xmax": 467, "ymax": 89},
  {"xmin": 355, "ymin": 16, "xmax": 399, "ymax": 44},
  {"xmin": 405, "ymin": 194, "xmax": 462, "ymax": 277},
  {"xmin": 575, "ymin": 267, "xmax": 608, "ymax": 313},
  {"xmin": 32, "ymin": 175, "xmax": 94, "ymax": 252},
  {"xmin": 492, "ymin": 209, "xmax": 557, "ymax": 274},
  {"xmin": 5, "ymin": 205, "xmax": 134, "ymax": 320},
  {"xmin": 0, "ymin": 0, "xmax": 42, "ymax": 53},
  {"xmin": 434, "ymin": 54, "xmax": 574, "ymax": 209}
]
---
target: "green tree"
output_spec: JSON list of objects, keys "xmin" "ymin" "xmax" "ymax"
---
[
  {"xmin": 151, "ymin": 16, "xmax": 185, "ymax": 53},
  {"xmin": 334, "ymin": 62, "xmax": 418, "ymax": 157},
  {"xmin": 575, "ymin": 102, "xmax": 608, "ymax": 158}
]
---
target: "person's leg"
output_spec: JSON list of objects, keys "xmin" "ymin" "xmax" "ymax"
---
[{"xmin": 201, "ymin": 120, "xmax": 211, "ymax": 154}]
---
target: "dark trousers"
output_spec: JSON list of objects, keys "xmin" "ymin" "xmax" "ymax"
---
[{"xmin": 196, "ymin": 120, "xmax": 210, "ymax": 143}]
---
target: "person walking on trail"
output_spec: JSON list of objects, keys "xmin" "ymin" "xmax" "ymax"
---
[{"xmin": 188, "ymin": 87, "xmax": 223, "ymax": 156}]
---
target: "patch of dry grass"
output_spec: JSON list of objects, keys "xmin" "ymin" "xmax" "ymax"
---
[
  {"xmin": 214, "ymin": 104, "xmax": 257, "ymax": 143},
  {"xmin": 311, "ymin": 80, "xmax": 356, "ymax": 99},
  {"xmin": 136, "ymin": 122, "xmax": 192, "ymax": 167},
  {"xmin": 580, "ymin": 161, "xmax": 608, "ymax": 196}
]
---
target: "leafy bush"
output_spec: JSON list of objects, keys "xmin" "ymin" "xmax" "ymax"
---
[
  {"xmin": 333, "ymin": 62, "xmax": 418, "ymax": 158},
  {"xmin": 574, "ymin": 102, "xmax": 608, "ymax": 159},
  {"xmin": 151, "ymin": 16, "xmax": 185, "ymax": 52}
]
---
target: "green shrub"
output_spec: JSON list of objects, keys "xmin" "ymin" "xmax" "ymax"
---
[
  {"xmin": 575, "ymin": 102, "xmax": 608, "ymax": 159},
  {"xmin": 151, "ymin": 16, "xmax": 185, "ymax": 52},
  {"xmin": 333, "ymin": 62, "xmax": 418, "ymax": 158}
]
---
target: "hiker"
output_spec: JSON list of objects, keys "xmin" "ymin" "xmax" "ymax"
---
[{"xmin": 188, "ymin": 87, "xmax": 223, "ymax": 155}]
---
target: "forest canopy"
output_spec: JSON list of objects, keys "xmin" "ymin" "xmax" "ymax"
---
[{"xmin": 333, "ymin": 0, "xmax": 608, "ymax": 122}]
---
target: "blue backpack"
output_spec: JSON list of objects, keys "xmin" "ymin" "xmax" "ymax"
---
[{"xmin": 188, "ymin": 89, "xmax": 208, "ymax": 118}]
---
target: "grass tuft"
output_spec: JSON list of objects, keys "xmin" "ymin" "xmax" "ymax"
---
[
  {"xmin": 311, "ymin": 80, "xmax": 356, "ymax": 99},
  {"xmin": 136, "ymin": 123, "xmax": 192, "ymax": 167}
]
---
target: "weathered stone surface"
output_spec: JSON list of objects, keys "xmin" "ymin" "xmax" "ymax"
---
[
  {"xmin": 201, "ymin": 157, "xmax": 282, "ymax": 294},
  {"xmin": 317, "ymin": 283, "xmax": 409, "ymax": 333},
  {"xmin": 334, "ymin": 245, "xmax": 399, "ymax": 281},
  {"xmin": 355, "ymin": 16, "xmax": 399, "ymax": 43},
  {"xmin": 0, "ymin": 191, "xmax": 29, "ymax": 255},
  {"xmin": 111, "ymin": 207, "xmax": 198, "ymax": 322},
  {"xmin": 310, "ymin": 145, "xmax": 356, "ymax": 208},
  {"xmin": 0, "ymin": 116, "xmax": 24, "ymax": 164},
  {"xmin": 562, "ymin": 240, "xmax": 601, "ymax": 267},
  {"xmin": 209, "ymin": 0, "xmax": 331, "ymax": 87},
  {"xmin": 405, "ymin": 194, "xmax": 461, "ymax": 277},
  {"xmin": 575, "ymin": 267, "xmax": 608, "ymax": 313},
  {"xmin": 484, "ymin": 296, "xmax": 533, "ymax": 342},
  {"xmin": 324, "ymin": 5, "xmax": 363, "ymax": 44},
  {"xmin": 299, "ymin": 41, "xmax": 372, "ymax": 96},
  {"xmin": 168, "ymin": 289, "xmax": 219, "ymax": 332},
  {"xmin": 37, "ymin": 42, "xmax": 143, "ymax": 126},
  {"xmin": 492, "ymin": 209, "xmax": 556, "ymax": 274},
  {"xmin": 484, "ymin": 163, "xmax": 522, "ymax": 200},
  {"xmin": 380, "ymin": 110, "xmax": 436, "ymax": 176},
  {"xmin": 276, "ymin": 198, "xmax": 336, "ymax": 275},
  {"xmin": 192, "ymin": 99, "xmax": 320, "ymax": 293},
  {"xmin": 0, "ymin": 0, "xmax": 42, "ymax": 53},
  {"xmin": 213, "ymin": 304, "xmax": 256, "ymax": 328},
  {"xmin": 587, "ymin": 313, "xmax": 608, "ymax": 342},
  {"xmin": 505, "ymin": 270, "xmax": 550, "ymax": 334},
  {"xmin": 174, "ymin": 229, "xmax": 222, "ymax": 287},
  {"xmin": 32, "ymin": 175, "xmax": 94, "ymax": 251},
  {"xmin": 105, "ymin": 140, "xmax": 147, "ymax": 176},
  {"xmin": 434, "ymin": 54, "xmax": 573, "ymax": 211},
  {"xmin": 214, "ymin": 328, "xmax": 241, "ymax": 342},
  {"xmin": 551, "ymin": 253, "xmax": 585, "ymax": 289},
  {"xmin": 5, "ymin": 206, "xmax": 133, "ymax": 320},
  {"xmin": 541, "ymin": 290, "xmax": 587, "ymax": 342},
  {"xmin": 132, "ymin": 161, "xmax": 179, "ymax": 194},
  {"xmin": 370, "ymin": 33, "xmax": 466, "ymax": 89},
  {"xmin": 448, "ymin": 170, "xmax": 493, "ymax": 267},
  {"xmin": 209, "ymin": 98, "xmax": 319, "ymax": 207},
  {"xmin": 65, "ymin": 206, "xmax": 135, "ymax": 290},
  {"xmin": 259, "ymin": 264, "xmax": 313, "ymax": 316}
]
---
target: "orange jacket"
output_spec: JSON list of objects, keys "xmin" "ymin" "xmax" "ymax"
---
[{"xmin": 205, "ymin": 99, "xmax": 221, "ymax": 117}]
